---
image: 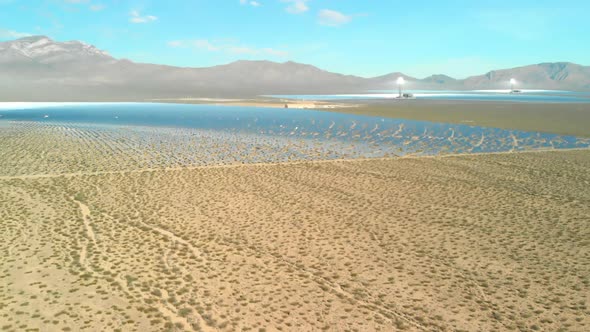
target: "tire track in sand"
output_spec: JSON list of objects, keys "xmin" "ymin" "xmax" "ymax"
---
[{"xmin": 72, "ymin": 196, "xmax": 96, "ymax": 267}]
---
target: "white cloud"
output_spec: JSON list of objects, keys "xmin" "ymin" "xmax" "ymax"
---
[
  {"xmin": 0, "ymin": 29, "xmax": 32, "ymax": 39},
  {"xmin": 240, "ymin": 0, "xmax": 261, "ymax": 6},
  {"xmin": 282, "ymin": 0, "xmax": 309, "ymax": 14},
  {"xmin": 318, "ymin": 9, "xmax": 352, "ymax": 27},
  {"xmin": 129, "ymin": 10, "xmax": 158, "ymax": 24},
  {"xmin": 168, "ymin": 39, "xmax": 288, "ymax": 57}
]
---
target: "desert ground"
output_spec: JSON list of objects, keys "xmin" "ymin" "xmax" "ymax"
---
[{"xmin": 1, "ymin": 117, "xmax": 589, "ymax": 332}]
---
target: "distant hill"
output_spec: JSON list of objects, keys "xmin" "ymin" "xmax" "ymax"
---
[
  {"xmin": 1, "ymin": 36, "xmax": 589, "ymax": 101},
  {"xmin": 462, "ymin": 62, "xmax": 590, "ymax": 91},
  {"xmin": 421, "ymin": 74, "xmax": 458, "ymax": 86}
]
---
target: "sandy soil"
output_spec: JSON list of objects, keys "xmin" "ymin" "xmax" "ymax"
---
[{"xmin": 1, "ymin": 126, "xmax": 590, "ymax": 331}]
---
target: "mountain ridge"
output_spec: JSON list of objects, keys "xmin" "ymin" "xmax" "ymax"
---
[{"xmin": 1, "ymin": 36, "xmax": 589, "ymax": 101}]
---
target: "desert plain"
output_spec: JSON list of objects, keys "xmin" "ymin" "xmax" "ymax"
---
[{"xmin": 1, "ymin": 110, "xmax": 590, "ymax": 332}]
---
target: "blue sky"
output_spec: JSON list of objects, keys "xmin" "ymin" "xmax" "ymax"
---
[{"xmin": 1, "ymin": 0, "xmax": 589, "ymax": 78}]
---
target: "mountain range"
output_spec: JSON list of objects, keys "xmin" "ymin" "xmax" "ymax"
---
[{"xmin": 1, "ymin": 36, "xmax": 589, "ymax": 101}]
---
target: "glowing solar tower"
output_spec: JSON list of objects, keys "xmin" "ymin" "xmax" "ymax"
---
[
  {"xmin": 397, "ymin": 77, "xmax": 405, "ymax": 98},
  {"xmin": 510, "ymin": 78, "xmax": 516, "ymax": 92}
]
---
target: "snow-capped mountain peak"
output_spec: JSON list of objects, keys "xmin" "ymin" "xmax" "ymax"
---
[{"xmin": 0, "ymin": 35, "xmax": 113, "ymax": 63}]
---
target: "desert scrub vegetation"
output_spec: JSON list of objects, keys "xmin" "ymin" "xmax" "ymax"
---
[{"xmin": 1, "ymin": 120, "xmax": 590, "ymax": 331}]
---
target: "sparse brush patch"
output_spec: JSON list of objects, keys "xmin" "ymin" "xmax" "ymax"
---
[
  {"xmin": 73, "ymin": 192, "xmax": 87, "ymax": 203},
  {"xmin": 178, "ymin": 307, "xmax": 192, "ymax": 317}
]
